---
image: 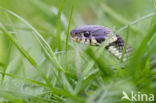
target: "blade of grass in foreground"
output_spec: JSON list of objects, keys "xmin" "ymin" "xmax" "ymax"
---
[
  {"xmin": 0, "ymin": 72, "xmax": 47, "ymax": 87},
  {"xmin": 1, "ymin": 43, "xmax": 12, "ymax": 85},
  {"xmin": 74, "ymin": 68, "xmax": 99, "ymax": 95},
  {"xmin": 57, "ymin": 0, "xmax": 66, "ymax": 50},
  {"xmin": 116, "ymin": 12, "xmax": 156, "ymax": 33},
  {"xmin": 85, "ymin": 47, "xmax": 112, "ymax": 78},
  {"xmin": 120, "ymin": 26, "xmax": 129, "ymax": 63},
  {"xmin": 65, "ymin": 4, "xmax": 74, "ymax": 71},
  {"xmin": 1, "ymin": 12, "xmax": 15, "ymax": 85},
  {"xmin": 61, "ymin": 72, "xmax": 73, "ymax": 93},
  {"xmin": 152, "ymin": 0, "xmax": 156, "ymax": 11},
  {"xmin": 0, "ymin": 90, "xmax": 51, "ymax": 103}
]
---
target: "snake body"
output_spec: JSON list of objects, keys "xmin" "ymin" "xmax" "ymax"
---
[{"xmin": 70, "ymin": 25, "xmax": 132, "ymax": 61}]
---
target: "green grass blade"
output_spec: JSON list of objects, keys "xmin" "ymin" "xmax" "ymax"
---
[
  {"xmin": 74, "ymin": 66, "xmax": 98, "ymax": 94},
  {"xmin": 0, "ymin": 91, "xmax": 24, "ymax": 103},
  {"xmin": 0, "ymin": 90, "xmax": 51, "ymax": 103},
  {"xmin": 57, "ymin": 0, "xmax": 66, "ymax": 50},
  {"xmin": 85, "ymin": 48, "xmax": 112, "ymax": 78},
  {"xmin": 65, "ymin": 4, "xmax": 74, "ymax": 71},
  {"xmin": 1, "ymin": 43, "xmax": 12, "ymax": 85},
  {"xmin": 61, "ymin": 72, "xmax": 73, "ymax": 93},
  {"xmin": 117, "ymin": 12, "xmax": 156, "ymax": 33},
  {"xmin": 0, "ymin": 72, "xmax": 47, "ymax": 87},
  {"xmin": 120, "ymin": 26, "xmax": 129, "ymax": 63},
  {"xmin": 1, "ymin": 12, "xmax": 16, "ymax": 85},
  {"xmin": 152, "ymin": 0, "xmax": 156, "ymax": 11}
]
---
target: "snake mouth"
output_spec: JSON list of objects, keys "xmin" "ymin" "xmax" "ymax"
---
[
  {"xmin": 71, "ymin": 36, "xmax": 101, "ymax": 46},
  {"xmin": 70, "ymin": 32, "xmax": 77, "ymax": 41},
  {"xmin": 70, "ymin": 30, "xmax": 81, "ymax": 42},
  {"xmin": 71, "ymin": 36, "xmax": 79, "ymax": 42},
  {"xmin": 71, "ymin": 36, "xmax": 84, "ymax": 43}
]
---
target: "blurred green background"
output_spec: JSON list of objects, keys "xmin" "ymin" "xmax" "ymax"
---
[{"xmin": 0, "ymin": 0, "xmax": 155, "ymax": 103}]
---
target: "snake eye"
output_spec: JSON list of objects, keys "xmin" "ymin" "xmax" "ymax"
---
[{"xmin": 84, "ymin": 31, "xmax": 90, "ymax": 37}]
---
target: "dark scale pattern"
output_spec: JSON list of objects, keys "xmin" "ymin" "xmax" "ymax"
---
[
  {"xmin": 96, "ymin": 38, "xmax": 105, "ymax": 44},
  {"xmin": 104, "ymin": 34, "xmax": 133, "ymax": 60},
  {"xmin": 109, "ymin": 34, "xmax": 133, "ymax": 59},
  {"xmin": 115, "ymin": 35, "xmax": 132, "ymax": 52},
  {"xmin": 116, "ymin": 35, "xmax": 124, "ymax": 48}
]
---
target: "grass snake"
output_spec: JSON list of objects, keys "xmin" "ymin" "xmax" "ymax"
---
[{"xmin": 70, "ymin": 25, "xmax": 133, "ymax": 61}]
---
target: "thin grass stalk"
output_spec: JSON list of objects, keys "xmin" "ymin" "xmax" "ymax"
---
[
  {"xmin": 57, "ymin": 0, "xmax": 66, "ymax": 50},
  {"xmin": 65, "ymin": 4, "xmax": 74, "ymax": 71},
  {"xmin": 1, "ymin": 43, "xmax": 12, "ymax": 85},
  {"xmin": 152, "ymin": 0, "xmax": 156, "ymax": 11},
  {"xmin": 120, "ymin": 26, "xmax": 129, "ymax": 63}
]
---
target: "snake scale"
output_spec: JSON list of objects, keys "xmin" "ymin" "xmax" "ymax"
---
[{"xmin": 70, "ymin": 25, "xmax": 133, "ymax": 61}]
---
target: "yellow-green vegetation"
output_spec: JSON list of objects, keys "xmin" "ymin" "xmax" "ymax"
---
[
  {"xmin": 0, "ymin": 0, "xmax": 156, "ymax": 103},
  {"xmin": 0, "ymin": 35, "xmax": 5, "ymax": 63}
]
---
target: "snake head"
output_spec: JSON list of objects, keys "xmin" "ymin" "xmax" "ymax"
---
[{"xmin": 70, "ymin": 25, "xmax": 112, "ymax": 46}]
